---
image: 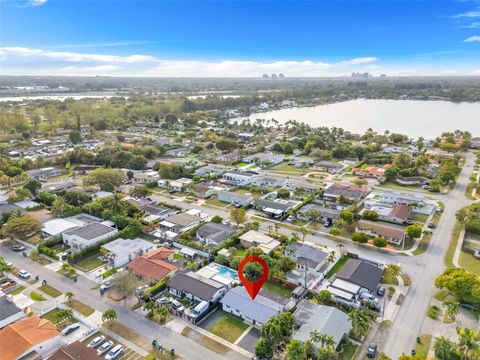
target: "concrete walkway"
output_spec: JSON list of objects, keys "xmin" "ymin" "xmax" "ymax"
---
[{"xmin": 452, "ymin": 228, "xmax": 466, "ymax": 268}]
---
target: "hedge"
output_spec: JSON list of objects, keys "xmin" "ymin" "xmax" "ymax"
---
[
  {"xmin": 38, "ymin": 245, "xmax": 59, "ymax": 260},
  {"xmin": 102, "ymin": 267, "xmax": 119, "ymax": 279},
  {"xmin": 68, "ymin": 235, "xmax": 118, "ymax": 263},
  {"xmin": 147, "ymin": 278, "xmax": 168, "ymax": 296}
]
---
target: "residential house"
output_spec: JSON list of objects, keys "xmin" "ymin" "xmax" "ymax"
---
[
  {"xmin": 48, "ymin": 341, "xmax": 102, "ymax": 360},
  {"xmin": 425, "ymin": 149, "xmax": 455, "ymax": 158},
  {"xmin": 127, "ymin": 247, "xmax": 177, "ymax": 283},
  {"xmin": 221, "ymin": 171, "xmax": 257, "ymax": 186},
  {"xmin": 159, "ymin": 177, "xmax": 193, "ymax": 192},
  {"xmin": 239, "ymin": 230, "xmax": 280, "ymax": 254},
  {"xmin": 42, "ymin": 218, "xmax": 81, "ymax": 240},
  {"xmin": 196, "ymin": 222, "xmax": 238, "ymax": 247},
  {"xmin": 101, "ymin": 238, "xmax": 155, "ymax": 267},
  {"xmin": 284, "ymin": 242, "xmax": 329, "ymax": 287},
  {"xmin": 253, "ymin": 198, "xmax": 298, "ymax": 219},
  {"xmin": 396, "ymin": 176, "xmax": 429, "ymax": 186},
  {"xmin": 220, "ymin": 286, "xmax": 284, "ymax": 326},
  {"xmin": 166, "ymin": 148, "xmax": 189, "ymax": 157},
  {"xmin": 296, "ymin": 203, "xmax": 339, "ymax": 222},
  {"xmin": 40, "ymin": 181, "xmax": 74, "ymax": 193},
  {"xmin": 194, "ymin": 164, "xmax": 226, "ymax": 178},
  {"xmin": 91, "ymin": 191, "xmax": 113, "ymax": 200},
  {"xmin": 14, "ymin": 200, "xmax": 40, "ymax": 210},
  {"xmin": 335, "ymin": 259, "xmax": 383, "ymax": 293},
  {"xmin": 168, "ymin": 271, "xmax": 227, "ymax": 303},
  {"xmin": 288, "ymin": 157, "xmax": 315, "ymax": 168},
  {"xmin": 293, "ymin": 300, "xmax": 352, "ymax": 350},
  {"xmin": 217, "ymin": 191, "xmax": 254, "ymax": 207},
  {"xmin": 356, "ymin": 219, "xmax": 406, "ymax": 245},
  {"xmin": 62, "ymin": 221, "xmax": 118, "ymax": 252},
  {"xmin": 27, "ymin": 167, "xmax": 62, "ymax": 182},
  {"xmin": 364, "ymin": 204, "xmax": 411, "ymax": 224},
  {"xmin": 190, "ymin": 182, "xmax": 225, "ymax": 199},
  {"xmin": 0, "ymin": 295, "xmax": 25, "ymax": 329},
  {"xmin": 141, "ymin": 203, "xmax": 177, "ymax": 222},
  {"xmin": 285, "ymin": 179, "xmax": 320, "ymax": 194},
  {"xmin": 250, "ymin": 176, "xmax": 286, "ymax": 189},
  {"xmin": 238, "ymin": 132, "xmax": 255, "ymax": 140},
  {"xmin": 323, "ymin": 184, "xmax": 368, "ymax": 203},
  {"xmin": 314, "ymin": 161, "xmax": 344, "ymax": 174},
  {"xmin": 470, "ymin": 137, "xmax": 480, "ymax": 149},
  {"xmin": 0, "ymin": 316, "xmax": 62, "ymax": 360},
  {"xmin": 364, "ymin": 191, "xmax": 435, "ymax": 215},
  {"xmin": 133, "ymin": 170, "xmax": 160, "ymax": 184},
  {"xmin": 352, "ymin": 165, "xmax": 390, "ymax": 180},
  {"xmin": 213, "ymin": 152, "xmax": 241, "ymax": 162},
  {"xmin": 159, "ymin": 213, "xmax": 203, "ymax": 234},
  {"xmin": 244, "ymin": 153, "xmax": 284, "ymax": 166},
  {"xmin": 0, "ymin": 204, "xmax": 22, "ymax": 217}
]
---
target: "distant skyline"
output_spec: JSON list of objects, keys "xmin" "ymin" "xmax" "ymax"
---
[{"xmin": 1, "ymin": 0, "xmax": 479, "ymax": 77}]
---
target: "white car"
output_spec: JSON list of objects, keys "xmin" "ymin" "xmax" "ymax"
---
[
  {"xmin": 171, "ymin": 299, "xmax": 185, "ymax": 312},
  {"xmin": 156, "ymin": 297, "xmax": 171, "ymax": 305},
  {"xmin": 105, "ymin": 345, "xmax": 123, "ymax": 360},
  {"xmin": 97, "ymin": 341, "xmax": 113, "ymax": 355},
  {"xmin": 18, "ymin": 270, "xmax": 31, "ymax": 279},
  {"xmin": 87, "ymin": 335, "xmax": 106, "ymax": 348},
  {"xmin": 360, "ymin": 292, "xmax": 378, "ymax": 303}
]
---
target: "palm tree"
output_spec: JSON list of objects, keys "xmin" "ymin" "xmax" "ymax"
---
[
  {"xmin": 443, "ymin": 301, "xmax": 460, "ymax": 322},
  {"xmin": 386, "ymin": 263, "xmax": 402, "ymax": 278},
  {"xmin": 337, "ymin": 244, "xmax": 345, "ymax": 257},
  {"xmin": 0, "ymin": 257, "xmax": 13, "ymax": 277},
  {"xmin": 144, "ymin": 301, "xmax": 156, "ymax": 314},
  {"xmin": 57, "ymin": 308, "xmax": 74, "ymax": 323},
  {"xmin": 65, "ymin": 291, "xmax": 74, "ymax": 303},
  {"xmin": 456, "ymin": 326, "xmax": 480, "ymax": 360},
  {"xmin": 291, "ymin": 232, "xmax": 300, "ymax": 243},
  {"xmin": 327, "ymin": 251, "xmax": 336, "ymax": 264},
  {"xmin": 299, "ymin": 226, "xmax": 309, "ymax": 244},
  {"xmin": 434, "ymin": 336, "xmax": 456, "ymax": 360},
  {"xmin": 102, "ymin": 309, "xmax": 117, "ymax": 325},
  {"xmin": 348, "ymin": 309, "xmax": 371, "ymax": 338}
]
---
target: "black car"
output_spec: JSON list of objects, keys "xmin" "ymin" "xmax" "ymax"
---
[
  {"xmin": 11, "ymin": 244, "xmax": 26, "ymax": 251},
  {"xmin": 460, "ymin": 302, "xmax": 479, "ymax": 311},
  {"xmin": 377, "ymin": 286, "xmax": 386, "ymax": 297},
  {"xmin": 367, "ymin": 343, "xmax": 378, "ymax": 358}
]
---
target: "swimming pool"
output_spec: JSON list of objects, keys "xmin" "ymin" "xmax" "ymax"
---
[{"xmin": 209, "ymin": 263, "xmax": 239, "ymax": 281}]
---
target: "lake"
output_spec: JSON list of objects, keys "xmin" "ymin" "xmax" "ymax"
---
[{"xmin": 242, "ymin": 99, "xmax": 480, "ymax": 138}]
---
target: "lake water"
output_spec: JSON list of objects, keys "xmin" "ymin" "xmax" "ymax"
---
[{"xmin": 243, "ymin": 99, "xmax": 480, "ymax": 138}]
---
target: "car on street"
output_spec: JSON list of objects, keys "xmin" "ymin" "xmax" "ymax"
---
[
  {"xmin": 97, "ymin": 341, "xmax": 114, "ymax": 356},
  {"xmin": 286, "ymin": 215, "xmax": 294, "ymax": 222},
  {"xmin": 87, "ymin": 335, "xmax": 105, "ymax": 348},
  {"xmin": 105, "ymin": 345, "xmax": 123, "ymax": 360},
  {"xmin": 377, "ymin": 286, "xmax": 386, "ymax": 297},
  {"xmin": 404, "ymin": 220, "xmax": 415, "ymax": 225},
  {"xmin": 367, "ymin": 343, "xmax": 378, "ymax": 358},
  {"xmin": 157, "ymin": 297, "xmax": 171, "ymax": 305},
  {"xmin": 428, "ymin": 221, "xmax": 435, "ymax": 229},
  {"xmin": 18, "ymin": 270, "xmax": 31, "ymax": 279},
  {"xmin": 61, "ymin": 323, "xmax": 80, "ymax": 336},
  {"xmin": 11, "ymin": 244, "xmax": 26, "ymax": 251},
  {"xmin": 171, "ymin": 299, "xmax": 185, "ymax": 312}
]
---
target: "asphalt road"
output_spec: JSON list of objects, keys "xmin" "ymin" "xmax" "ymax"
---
[{"xmin": 0, "ymin": 247, "xmax": 247, "ymax": 360}]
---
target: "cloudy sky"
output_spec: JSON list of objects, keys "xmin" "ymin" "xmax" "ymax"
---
[{"xmin": 1, "ymin": 0, "xmax": 479, "ymax": 77}]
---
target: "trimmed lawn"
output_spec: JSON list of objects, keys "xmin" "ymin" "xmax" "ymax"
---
[
  {"xmin": 459, "ymin": 250, "xmax": 480, "ymax": 276},
  {"xmin": 8, "ymin": 285, "xmax": 26, "ymax": 295},
  {"xmin": 68, "ymin": 299, "xmax": 94, "ymax": 317},
  {"xmin": 263, "ymin": 281, "xmax": 292, "ymax": 298},
  {"xmin": 338, "ymin": 342, "xmax": 358, "ymax": 360},
  {"xmin": 208, "ymin": 314, "xmax": 249, "ymax": 343},
  {"xmin": 326, "ymin": 256, "xmax": 348, "ymax": 279},
  {"xmin": 445, "ymin": 221, "xmax": 463, "ymax": 268},
  {"xmin": 38, "ymin": 284, "xmax": 62, "ymax": 298},
  {"xmin": 72, "ymin": 252, "xmax": 105, "ymax": 272},
  {"xmin": 205, "ymin": 197, "xmax": 227, "ymax": 207},
  {"xmin": 29, "ymin": 252, "xmax": 53, "ymax": 265},
  {"xmin": 30, "ymin": 291, "xmax": 47, "ymax": 301},
  {"xmin": 412, "ymin": 233, "xmax": 431, "ymax": 256},
  {"xmin": 42, "ymin": 308, "xmax": 75, "ymax": 330},
  {"xmin": 434, "ymin": 289, "xmax": 451, "ymax": 302},
  {"xmin": 411, "ymin": 213, "xmax": 429, "ymax": 223},
  {"xmin": 381, "ymin": 272, "xmax": 399, "ymax": 286},
  {"xmin": 414, "ymin": 334, "xmax": 432, "ymax": 360}
]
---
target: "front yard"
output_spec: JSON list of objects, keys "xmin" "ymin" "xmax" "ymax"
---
[
  {"xmin": 262, "ymin": 281, "xmax": 293, "ymax": 298},
  {"xmin": 68, "ymin": 299, "xmax": 95, "ymax": 317},
  {"xmin": 72, "ymin": 252, "xmax": 105, "ymax": 272},
  {"xmin": 38, "ymin": 284, "xmax": 62, "ymax": 298},
  {"xmin": 42, "ymin": 308, "xmax": 76, "ymax": 331},
  {"xmin": 207, "ymin": 313, "xmax": 249, "ymax": 343}
]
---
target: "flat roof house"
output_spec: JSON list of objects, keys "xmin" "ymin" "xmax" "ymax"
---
[
  {"xmin": 27, "ymin": 167, "xmax": 62, "ymax": 182},
  {"xmin": 314, "ymin": 161, "xmax": 344, "ymax": 174},
  {"xmin": 168, "ymin": 271, "xmax": 227, "ymax": 304},
  {"xmin": 323, "ymin": 184, "xmax": 368, "ymax": 203},
  {"xmin": 0, "ymin": 295, "xmax": 25, "ymax": 329},
  {"xmin": 253, "ymin": 198, "xmax": 298, "ymax": 219},
  {"xmin": 296, "ymin": 203, "xmax": 339, "ymax": 222},
  {"xmin": 101, "ymin": 237, "xmax": 156, "ymax": 268},
  {"xmin": 127, "ymin": 247, "xmax": 177, "ymax": 283},
  {"xmin": 41, "ymin": 218, "xmax": 81, "ymax": 240},
  {"xmin": 293, "ymin": 299, "xmax": 352, "ymax": 350},
  {"xmin": 217, "ymin": 190, "xmax": 254, "ymax": 207},
  {"xmin": 336, "ymin": 259, "xmax": 383, "ymax": 293},
  {"xmin": 220, "ymin": 286, "xmax": 284, "ymax": 326},
  {"xmin": 356, "ymin": 219, "xmax": 406, "ymax": 245},
  {"xmin": 239, "ymin": 230, "xmax": 280, "ymax": 254},
  {"xmin": 221, "ymin": 171, "xmax": 257, "ymax": 186},
  {"xmin": 0, "ymin": 316, "xmax": 62, "ymax": 360},
  {"xmin": 159, "ymin": 212, "xmax": 203, "ymax": 234},
  {"xmin": 194, "ymin": 164, "xmax": 226, "ymax": 178},
  {"xmin": 62, "ymin": 221, "xmax": 118, "ymax": 252},
  {"xmin": 285, "ymin": 179, "xmax": 320, "ymax": 194},
  {"xmin": 396, "ymin": 176, "xmax": 429, "ymax": 186},
  {"xmin": 250, "ymin": 176, "xmax": 286, "ymax": 189},
  {"xmin": 244, "ymin": 153, "xmax": 284, "ymax": 166},
  {"xmin": 196, "ymin": 222, "xmax": 238, "ymax": 247}
]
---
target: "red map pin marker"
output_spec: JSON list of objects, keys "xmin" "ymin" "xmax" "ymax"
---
[{"xmin": 237, "ymin": 256, "xmax": 268, "ymax": 300}]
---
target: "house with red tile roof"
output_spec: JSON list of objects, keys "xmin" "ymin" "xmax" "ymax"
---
[{"xmin": 127, "ymin": 247, "xmax": 177, "ymax": 283}]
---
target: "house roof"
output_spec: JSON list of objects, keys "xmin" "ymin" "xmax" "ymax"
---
[
  {"xmin": 64, "ymin": 222, "xmax": 116, "ymax": 241},
  {"xmin": 315, "ymin": 160, "xmax": 343, "ymax": 169},
  {"xmin": 42, "ymin": 218, "xmax": 79, "ymax": 237},
  {"xmin": 102, "ymin": 238, "xmax": 154, "ymax": 256},
  {"xmin": 0, "ymin": 204, "xmax": 21, "ymax": 214},
  {"xmin": 0, "ymin": 295, "xmax": 23, "ymax": 322},
  {"xmin": 220, "ymin": 286, "xmax": 283, "ymax": 324},
  {"xmin": 253, "ymin": 199, "xmax": 296, "ymax": 211},
  {"xmin": 163, "ymin": 213, "xmax": 200, "ymax": 227},
  {"xmin": 127, "ymin": 247, "xmax": 176, "ymax": 281},
  {"xmin": 336, "ymin": 259, "xmax": 383, "ymax": 292},
  {"xmin": 141, "ymin": 204, "xmax": 173, "ymax": 216},
  {"xmin": 357, "ymin": 219, "xmax": 406, "ymax": 240},
  {"xmin": 388, "ymin": 204, "xmax": 411, "ymax": 220},
  {"xmin": 197, "ymin": 223, "xmax": 238, "ymax": 244},
  {"xmin": 298, "ymin": 204, "xmax": 339, "ymax": 219},
  {"xmin": 293, "ymin": 299, "xmax": 352, "ymax": 348},
  {"xmin": 0, "ymin": 316, "xmax": 59, "ymax": 360},
  {"xmin": 219, "ymin": 191, "xmax": 253, "ymax": 202},
  {"xmin": 287, "ymin": 243, "xmax": 328, "ymax": 268},
  {"xmin": 168, "ymin": 272, "xmax": 225, "ymax": 301},
  {"xmin": 324, "ymin": 184, "xmax": 366, "ymax": 199},
  {"xmin": 48, "ymin": 341, "xmax": 102, "ymax": 360}
]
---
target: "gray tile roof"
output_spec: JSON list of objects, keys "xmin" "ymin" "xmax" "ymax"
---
[
  {"xmin": 253, "ymin": 199, "xmax": 296, "ymax": 211},
  {"xmin": 169, "ymin": 272, "xmax": 226, "ymax": 301},
  {"xmin": 0, "ymin": 295, "xmax": 23, "ymax": 321},
  {"xmin": 220, "ymin": 286, "xmax": 284, "ymax": 324},
  {"xmin": 197, "ymin": 223, "xmax": 238, "ymax": 244},
  {"xmin": 64, "ymin": 222, "xmax": 116, "ymax": 241},
  {"xmin": 336, "ymin": 259, "xmax": 383, "ymax": 292},
  {"xmin": 0, "ymin": 204, "xmax": 21, "ymax": 215}
]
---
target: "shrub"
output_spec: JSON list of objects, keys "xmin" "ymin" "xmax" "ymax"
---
[
  {"xmin": 352, "ymin": 232, "xmax": 369, "ymax": 243},
  {"xmin": 147, "ymin": 278, "xmax": 168, "ymax": 296},
  {"xmin": 373, "ymin": 236, "xmax": 388, "ymax": 248},
  {"xmin": 329, "ymin": 227, "xmax": 341, "ymax": 236},
  {"xmin": 38, "ymin": 245, "xmax": 59, "ymax": 260},
  {"xmin": 102, "ymin": 267, "xmax": 119, "ymax": 279}
]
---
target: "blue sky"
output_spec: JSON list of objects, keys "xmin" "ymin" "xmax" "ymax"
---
[{"xmin": 1, "ymin": 0, "xmax": 479, "ymax": 76}]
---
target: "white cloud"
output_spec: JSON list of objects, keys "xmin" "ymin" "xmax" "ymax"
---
[
  {"xmin": 463, "ymin": 36, "xmax": 480, "ymax": 42},
  {"xmin": 452, "ymin": 11, "xmax": 480, "ymax": 18},
  {"xmin": 461, "ymin": 21, "xmax": 480, "ymax": 28},
  {"xmin": 338, "ymin": 57, "xmax": 379, "ymax": 66}
]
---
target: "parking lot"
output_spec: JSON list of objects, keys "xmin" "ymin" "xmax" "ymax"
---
[{"xmin": 82, "ymin": 333, "xmax": 143, "ymax": 360}]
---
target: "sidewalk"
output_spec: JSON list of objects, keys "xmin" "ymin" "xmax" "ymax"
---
[{"xmin": 452, "ymin": 228, "xmax": 465, "ymax": 268}]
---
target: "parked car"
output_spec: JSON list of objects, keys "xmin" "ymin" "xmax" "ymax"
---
[
  {"xmin": 428, "ymin": 221, "xmax": 435, "ymax": 229},
  {"xmin": 135, "ymin": 285, "xmax": 149, "ymax": 297},
  {"xmin": 87, "ymin": 335, "xmax": 106, "ymax": 348},
  {"xmin": 377, "ymin": 287, "xmax": 386, "ymax": 297},
  {"xmin": 11, "ymin": 244, "xmax": 26, "ymax": 251},
  {"xmin": 222, "ymin": 219, "xmax": 230, "ymax": 224},
  {"xmin": 157, "ymin": 297, "xmax": 171, "ymax": 305},
  {"xmin": 460, "ymin": 302, "xmax": 479, "ymax": 311},
  {"xmin": 324, "ymin": 220, "xmax": 332, "ymax": 228},
  {"xmin": 171, "ymin": 299, "xmax": 185, "ymax": 312},
  {"xmin": 286, "ymin": 215, "xmax": 294, "ymax": 223},
  {"xmin": 61, "ymin": 323, "xmax": 80, "ymax": 336},
  {"xmin": 105, "ymin": 345, "xmax": 124, "ymax": 360},
  {"xmin": 367, "ymin": 343, "xmax": 377, "ymax": 358},
  {"xmin": 404, "ymin": 220, "xmax": 415, "ymax": 225},
  {"xmin": 18, "ymin": 270, "xmax": 31, "ymax": 279},
  {"xmin": 360, "ymin": 292, "xmax": 378, "ymax": 303},
  {"xmin": 97, "ymin": 341, "xmax": 114, "ymax": 355}
]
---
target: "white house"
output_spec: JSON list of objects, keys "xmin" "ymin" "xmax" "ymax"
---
[
  {"xmin": 62, "ymin": 221, "xmax": 118, "ymax": 252},
  {"xmin": 221, "ymin": 171, "xmax": 257, "ymax": 186},
  {"xmin": 101, "ymin": 238, "xmax": 155, "ymax": 267}
]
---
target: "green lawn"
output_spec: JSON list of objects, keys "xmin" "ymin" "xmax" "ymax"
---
[
  {"xmin": 68, "ymin": 299, "xmax": 95, "ymax": 316},
  {"xmin": 8, "ymin": 285, "xmax": 25, "ymax": 295},
  {"xmin": 262, "ymin": 281, "xmax": 292, "ymax": 298},
  {"xmin": 173, "ymin": 254, "xmax": 184, "ymax": 260},
  {"xmin": 445, "ymin": 221, "xmax": 463, "ymax": 268},
  {"xmin": 30, "ymin": 291, "xmax": 47, "ymax": 301},
  {"xmin": 412, "ymin": 233, "xmax": 432, "ymax": 256},
  {"xmin": 414, "ymin": 334, "xmax": 432, "ymax": 360},
  {"xmin": 42, "ymin": 308, "xmax": 75, "ymax": 330},
  {"xmin": 337, "ymin": 342, "xmax": 358, "ymax": 360},
  {"xmin": 38, "ymin": 284, "xmax": 62, "ymax": 298},
  {"xmin": 411, "ymin": 213, "xmax": 429, "ymax": 223},
  {"xmin": 433, "ymin": 289, "xmax": 451, "ymax": 302},
  {"xmin": 208, "ymin": 314, "xmax": 249, "ymax": 343},
  {"xmin": 326, "ymin": 256, "xmax": 348, "ymax": 279},
  {"xmin": 29, "ymin": 252, "xmax": 53, "ymax": 265},
  {"xmin": 72, "ymin": 252, "xmax": 105, "ymax": 272},
  {"xmin": 459, "ymin": 250, "xmax": 480, "ymax": 276},
  {"xmin": 205, "ymin": 197, "xmax": 227, "ymax": 207}
]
